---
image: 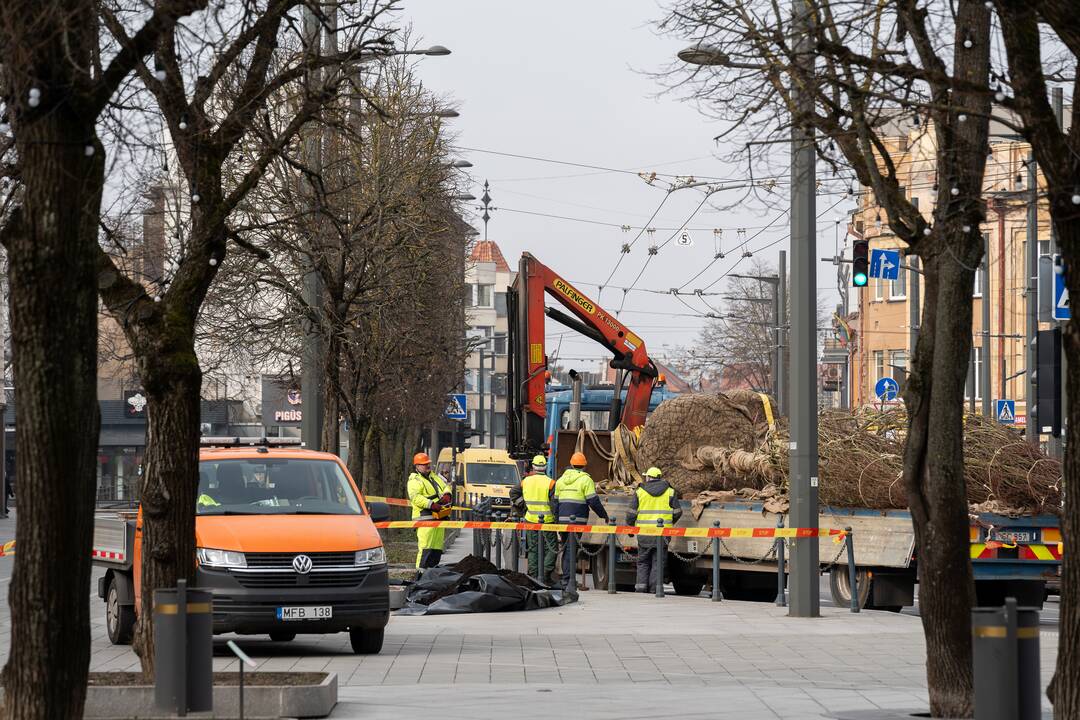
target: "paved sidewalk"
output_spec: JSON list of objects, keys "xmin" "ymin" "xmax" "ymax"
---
[{"xmin": 74, "ymin": 571, "xmax": 1057, "ymax": 719}]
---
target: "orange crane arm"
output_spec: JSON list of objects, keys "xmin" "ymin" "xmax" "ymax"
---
[{"xmin": 506, "ymin": 252, "xmax": 658, "ymax": 458}]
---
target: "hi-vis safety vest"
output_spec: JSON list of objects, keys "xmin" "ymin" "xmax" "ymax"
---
[
  {"xmin": 635, "ymin": 485, "xmax": 675, "ymax": 527},
  {"xmin": 555, "ymin": 468, "xmax": 595, "ymax": 503},
  {"xmin": 408, "ymin": 472, "xmax": 451, "ymax": 520},
  {"xmin": 521, "ymin": 473, "xmax": 555, "ymax": 523}
]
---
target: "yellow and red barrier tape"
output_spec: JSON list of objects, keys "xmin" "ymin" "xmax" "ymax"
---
[
  {"xmin": 373, "ymin": 520, "xmax": 845, "ymax": 538},
  {"xmin": 0, "ymin": 540, "xmax": 15, "ymax": 557}
]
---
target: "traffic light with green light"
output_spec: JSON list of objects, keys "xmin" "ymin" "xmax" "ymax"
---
[{"xmin": 852, "ymin": 239, "xmax": 869, "ymax": 287}]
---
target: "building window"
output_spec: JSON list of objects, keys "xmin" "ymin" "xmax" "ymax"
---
[
  {"xmin": 463, "ymin": 368, "xmax": 478, "ymax": 392},
  {"xmin": 872, "ymin": 350, "xmax": 885, "ymax": 386},
  {"xmin": 495, "ymin": 291, "xmax": 508, "ymax": 318},
  {"xmin": 473, "ymin": 284, "xmax": 494, "ymax": 307},
  {"xmin": 1039, "ymin": 240, "xmax": 1051, "ymax": 256},
  {"xmin": 889, "ymin": 350, "xmax": 908, "ymax": 375},
  {"xmin": 890, "ymin": 265, "xmax": 907, "ymax": 300},
  {"xmin": 873, "ymin": 276, "xmax": 885, "ymax": 301},
  {"xmin": 492, "ymin": 334, "xmax": 507, "ymax": 355},
  {"xmin": 965, "ymin": 347, "xmax": 984, "ymax": 401},
  {"xmin": 973, "ymin": 263, "xmax": 984, "ymax": 297}
]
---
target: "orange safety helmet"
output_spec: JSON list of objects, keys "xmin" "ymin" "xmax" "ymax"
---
[
  {"xmin": 413, "ymin": 452, "xmax": 431, "ymax": 466},
  {"xmin": 570, "ymin": 451, "xmax": 588, "ymax": 467}
]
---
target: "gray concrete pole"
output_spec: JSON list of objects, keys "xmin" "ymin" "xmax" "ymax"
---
[
  {"xmin": 778, "ymin": 250, "xmax": 788, "ymax": 415},
  {"xmin": 982, "ymin": 233, "xmax": 992, "ymax": 416},
  {"xmin": 478, "ymin": 349, "xmax": 486, "ymax": 446},
  {"xmin": 787, "ymin": 0, "xmax": 819, "ymax": 619},
  {"xmin": 1026, "ymin": 156, "xmax": 1039, "ymax": 445},
  {"xmin": 489, "ymin": 352, "xmax": 497, "ymax": 448},
  {"xmin": 300, "ymin": 6, "xmax": 325, "ymax": 451},
  {"xmin": 909, "ymin": 257, "xmax": 920, "ymax": 362}
]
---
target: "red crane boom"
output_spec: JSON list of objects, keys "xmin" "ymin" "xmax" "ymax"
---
[{"xmin": 506, "ymin": 252, "xmax": 658, "ymax": 459}]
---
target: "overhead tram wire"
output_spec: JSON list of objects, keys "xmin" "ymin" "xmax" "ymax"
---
[
  {"xmin": 615, "ymin": 189, "xmax": 715, "ymax": 316},
  {"xmin": 458, "ymin": 146, "xmax": 750, "ymax": 182}
]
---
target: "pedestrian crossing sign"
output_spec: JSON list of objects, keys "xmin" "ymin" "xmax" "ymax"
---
[
  {"xmin": 995, "ymin": 399, "xmax": 1015, "ymax": 425},
  {"xmin": 445, "ymin": 393, "xmax": 467, "ymax": 421}
]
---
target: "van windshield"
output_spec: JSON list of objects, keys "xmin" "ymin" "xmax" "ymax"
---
[
  {"xmin": 465, "ymin": 463, "xmax": 519, "ymax": 486},
  {"xmin": 197, "ymin": 459, "xmax": 363, "ymax": 515}
]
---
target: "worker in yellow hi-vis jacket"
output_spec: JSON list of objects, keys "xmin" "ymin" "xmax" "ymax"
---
[
  {"xmin": 627, "ymin": 466, "xmax": 682, "ymax": 593},
  {"xmin": 407, "ymin": 452, "xmax": 451, "ymax": 574}
]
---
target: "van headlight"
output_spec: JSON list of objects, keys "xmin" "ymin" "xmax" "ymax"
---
[
  {"xmin": 354, "ymin": 547, "xmax": 386, "ymax": 568},
  {"xmin": 196, "ymin": 547, "xmax": 247, "ymax": 568}
]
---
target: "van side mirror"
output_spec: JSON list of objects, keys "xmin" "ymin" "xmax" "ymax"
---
[{"xmin": 368, "ymin": 501, "xmax": 390, "ymax": 523}]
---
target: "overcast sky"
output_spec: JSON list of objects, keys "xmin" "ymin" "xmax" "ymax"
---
[{"xmin": 401, "ymin": 0, "xmax": 851, "ymax": 372}]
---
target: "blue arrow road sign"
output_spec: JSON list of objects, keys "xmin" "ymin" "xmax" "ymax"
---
[
  {"xmin": 870, "ymin": 249, "xmax": 901, "ymax": 280},
  {"xmin": 995, "ymin": 399, "xmax": 1016, "ymax": 424},
  {"xmin": 1054, "ymin": 255, "xmax": 1070, "ymax": 321},
  {"xmin": 875, "ymin": 377, "xmax": 899, "ymax": 401},
  {"xmin": 445, "ymin": 393, "xmax": 467, "ymax": 421}
]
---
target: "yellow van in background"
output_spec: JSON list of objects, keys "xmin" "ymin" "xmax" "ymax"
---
[{"xmin": 436, "ymin": 447, "xmax": 521, "ymax": 511}]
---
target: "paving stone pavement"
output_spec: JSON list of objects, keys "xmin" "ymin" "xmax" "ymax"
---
[{"xmin": 0, "ymin": 522, "xmax": 1061, "ymax": 719}]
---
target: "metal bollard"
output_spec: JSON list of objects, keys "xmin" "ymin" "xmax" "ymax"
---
[
  {"xmin": 776, "ymin": 516, "xmax": 786, "ymax": 607},
  {"xmin": 973, "ymin": 598, "xmax": 1041, "ymax": 720},
  {"xmin": 472, "ymin": 503, "xmax": 480, "ymax": 557},
  {"xmin": 510, "ymin": 529, "xmax": 519, "ymax": 573},
  {"xmin": 845, "ymin": 526, "xmax": 859, "ymax": 613},
  {"xmin": 711, "ymin": 520, "xmax": 721, "ymax": 602},
  {"xmin": 537, "ymin": 525, "xmax": 546, "ymax": 584},
  {"xmin": 154, "ymin": 579, "xmax": 212, "ymax": 715},
  {"xmin": 655, "ymin": 518, "xmax": 665, "ymax": 598},
  {"xmin": 495, "ymin": 526, "xmax": 503, "ymax": 568},
  {"xmin": 567, "ymin": 516, "xmax": 578, "ymax": 590},
  {"xmin": 607, "ymin": 515, "xmax": 618, "ymax": 594}
]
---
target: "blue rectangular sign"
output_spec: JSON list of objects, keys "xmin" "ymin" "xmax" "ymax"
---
[
  {"xmin": 995, "ymin": 399, "xmax": 1016, "ymax": 425},
  {"xmin": 445, "ymin": 393, "xmax": 467, "ymax": 421},
  {"xmin": 1054, "ymin": 256, "xmax": 1070, "ymax": 321},
  {"xmin": 870, "ymin": 249, "xmax": 901, "ymax": 280}
]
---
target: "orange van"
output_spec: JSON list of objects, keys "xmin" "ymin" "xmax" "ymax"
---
[{"xmin": 94, "ymin": 439, "xmax": 391, "ymax": 654}]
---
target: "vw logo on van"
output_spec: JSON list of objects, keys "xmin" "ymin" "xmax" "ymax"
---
[{"xmin": 292, "ymin": 555, "xmax": 313, "ymax": 574}]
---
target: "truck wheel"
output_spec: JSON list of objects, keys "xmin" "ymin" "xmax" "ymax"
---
[
  {"xmin": 269, "ymin": 631, "xmax": 296, "ymax": 642},
  {"xmin": 670, "ymin": 560, "xmax": 706, "ymax": 596},
  {"xmin": 590, "ymin": 548, "xmax": 636, "ymax": 592},
  {"xmin": 829, "ymin": 566, "xmax": 871, "ymax": 609},
  {"xmin": 106, "ymin": 580, "xmax": 135, "ymax": 645},
  {"xmin": 349, "ymin": 627, "xmax": 384, "ymax": 654}
]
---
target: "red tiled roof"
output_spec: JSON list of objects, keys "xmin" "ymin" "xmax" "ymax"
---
[{"xmin": 469, "ymin": 240, "xmax": 511, "ymax": 272}]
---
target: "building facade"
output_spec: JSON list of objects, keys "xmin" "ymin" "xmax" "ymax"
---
[
  {"xmin": 847, "ymin": 120, "xmax": 1055, "ymax": 430},
  {"xmin": 464, "ymin": 240, "xmax": 516, "ymax": 449}
]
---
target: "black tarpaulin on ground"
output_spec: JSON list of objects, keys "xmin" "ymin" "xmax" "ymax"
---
[{"xmin": 396, "ymin": 558, "xmax": 577, "ymax": 615}]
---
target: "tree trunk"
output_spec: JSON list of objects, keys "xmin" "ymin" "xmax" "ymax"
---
[
  {"xmin": 131, "ymin": 352, "xmax": 202, "ymax": 678},
  {"xmin": 346, "ymin": 414, "xmax": 367, "ymax": 488},
  {"xmin": 363, "ymin": 422, "xmax": 383, "ymax": 496},
  {"xmin": 322, "ymin": 332, "xmax": 340, "ymax": 454},
  {"xmin": 0, "ymin": 113, "xmax": 102, "ymax": 719},
  {"xmin": 902, "ymin": 242, "xmax": 979, "ymax": 717},
  {"xmin": 1048, "ymin": 214, "xmax": 1080, "ymax": 717}
]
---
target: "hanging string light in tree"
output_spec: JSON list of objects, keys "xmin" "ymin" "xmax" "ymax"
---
[
  {"xmin": 27, "ymin": 87, "xmax": 41, "ymax": 108},
  {"xmin": 963, "ymin": 33, "xmax": 974, "ymax": 49}
]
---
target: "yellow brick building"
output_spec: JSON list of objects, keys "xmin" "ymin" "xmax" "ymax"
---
[{"xmin": 848, "ymin": 120, "xmax": 1054, "ymax": 428}]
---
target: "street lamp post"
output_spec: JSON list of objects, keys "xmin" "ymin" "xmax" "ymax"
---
[{"xmin": 679, "ymin": 29, "xmax": 817, "ymax": 616}]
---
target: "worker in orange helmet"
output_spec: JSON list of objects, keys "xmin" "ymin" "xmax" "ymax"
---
[
  {"xmin": 407, "ymin": 452, "xmax": 452, "ymax": 573},
  {"xmin": 554, "ymin": 451, "xmax": 609, "ymax": 591}
]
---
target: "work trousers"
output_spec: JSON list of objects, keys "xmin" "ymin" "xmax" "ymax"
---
[
  {"xmin": 525, "ymin": 529, "xmax": 557, "ymax": 579},
  {"xmin": 417, "ymin": 548, "xmax": 443, "ymax": 571},
  {"xmin": 634, "ymin": 538, "xmax": 666, "ymax": 592},
  {"xmin": 560, "ymin": 532, "xmax": 579, "ymax": 591}
]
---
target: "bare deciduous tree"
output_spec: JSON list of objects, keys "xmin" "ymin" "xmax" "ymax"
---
[
  {"xmin": 93, "ymin": 0, "xmax": 398, "ymax": 675},
  {"xmin": 0, "ymin": 0, "xmax": 202, "ymax": 713},
  {"xmin": 660, "ymin": 0, "xmax": 995, "ymax": 714}
]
